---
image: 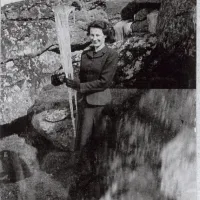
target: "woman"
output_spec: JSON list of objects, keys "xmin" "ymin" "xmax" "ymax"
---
[
  {"xmin": 65, "ymin": 20, "xmax": 118, "ymax": 152},
  {"xmin": 52, "ymin": 20, "xmax": 118, "ymax": 199}
]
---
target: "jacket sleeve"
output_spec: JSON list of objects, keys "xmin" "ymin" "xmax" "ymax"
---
[{"xmin": 79, "ymin": 50, "xmax": 118, "ymax": 93}]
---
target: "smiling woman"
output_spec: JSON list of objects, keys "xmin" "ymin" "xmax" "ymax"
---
[
  {"xmin": 52, "ymin": 20, "xmax": 118, "ymax": 199},
  {"xmin": 66, "ymin": 21, "xmax": 118, "ymax": 150},
  {"xmin": 89, "ymin": 27, "xmax": 106, "ymax": 52}
]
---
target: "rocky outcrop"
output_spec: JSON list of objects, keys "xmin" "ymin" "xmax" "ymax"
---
[
  {"xmin": 31, "ymin": 108, "xmax": 75, "ymax": 150},
  {"xmin": 131, "ymin": 19, "xmax": 148, "ymax": 32},
  {"xmin": 1, "ymin": 19, "xmax": 87, "ymax": 62},
  {"xmin": 148, "ymin": 0, "xmax": 196, "ymax": 88},
  {"xmin": 106, "ymin": 0, "xmax": 160, "ymax": 26},
  {"xmin": 1, "ymin": 0, "xmax": 106, "ymax": 21},
  {"xmin": 134, "ymin": 8, "xmax": 149, "ymax": 21},
  {"xmin": 110, "ymin": 34, "xmax": 157, "ymax": 87},
  {"xmin": 0, "ymin": 171, "xmax": 69, "ymax": 200},
  {"xmin": 105, "ymin": 0, "xmax": 132, "ymax": 23},
  {"xmin": 157, "ymin": 0, "xmax": 195, "ymax": 49},
  {"xmin": 0, "ymin": 51, "xmax": 61, "ymax": 125},
  {"xmin": 41, "ymin": 151, "xmax": 77, "ymax": 188},
  {"xmin": 0, "ymin": 135, "xmax": 69, "ymax": 199},
  {"xmin": 108, "ymin": 0, "xmax": 196, "ymax": 88},
  {"xmin": 27, "ymin": 84, "xmax": 72, "ymax": 150},
  {"xmin": 1, "ymin": 5, "xmax": 108, "ymax": 62},
  {"xmin": 0, "ymin": 135, "xmax": 38, "ymax": 175}
]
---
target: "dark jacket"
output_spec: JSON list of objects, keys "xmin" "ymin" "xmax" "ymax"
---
[{"xmin": 79, "ymin": 45, "xmax": 118, "ymax": 105}]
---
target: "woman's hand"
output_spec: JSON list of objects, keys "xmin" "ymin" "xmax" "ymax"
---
[
  {"xmin": 51, "ymin": 66, "xmax": 66, "ymax": 86},
  {"xmin": 65, "ymin": 77, "xmax": 80, "ymax": 91}
]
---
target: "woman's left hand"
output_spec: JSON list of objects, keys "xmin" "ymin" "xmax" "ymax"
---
[{"xmin": 65, "ymin": 78, "xmax": 80, "ymax": 90}]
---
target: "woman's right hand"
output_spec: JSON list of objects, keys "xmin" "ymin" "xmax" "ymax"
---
[
  {"xmin": 65, "ymin": 77, "xmax": 80, "ymax": 90},
  {"xmin": 51, "ymin": 66, "xmax": 66, "ymax": 86}
]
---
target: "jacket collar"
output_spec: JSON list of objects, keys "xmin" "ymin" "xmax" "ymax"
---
[{"xmin": 86, "ymin": 45, "xmax": 108, "ymax": 58}]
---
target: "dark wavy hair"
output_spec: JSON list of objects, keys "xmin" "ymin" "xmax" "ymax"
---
[{"xmin": 87, "ymin": 20, "xmax": 115, "ymax": 43}]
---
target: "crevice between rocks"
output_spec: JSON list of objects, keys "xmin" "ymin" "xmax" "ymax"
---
[
  {"xmin": 0, "ymin": 115, "xmax": 29, "ymax": 138},
  {"xmin": 3, "ymin": 16, "xmax": 55, "ymax": 22},
  {"xmin": 1, "ymin": 41, "xmax": 90, "ymax": 65}
]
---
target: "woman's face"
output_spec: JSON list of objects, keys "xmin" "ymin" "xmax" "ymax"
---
[{"xmin": 89, "ymin": 27, "xmax": 107, "ymax": 48}]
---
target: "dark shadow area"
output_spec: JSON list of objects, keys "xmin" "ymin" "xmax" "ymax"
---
[
  {"xmin": 121, "ymin": 2, "xmax": 161, "ymax": 20},
  {"xmin": 114, "ymin": 38, "xmax": 196, "ymax": 89},
  {"xmin": 137, "ymin": 40, "xmax": 196, "ymax": 89},
  {"xmin": 0, "ymin": 115, "xmax": 29, "ymax": 139}
]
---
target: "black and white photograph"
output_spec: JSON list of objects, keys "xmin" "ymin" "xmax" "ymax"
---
[{"xmin": 0, "ymin": 0, "xmax": 196, "ymax": 200}]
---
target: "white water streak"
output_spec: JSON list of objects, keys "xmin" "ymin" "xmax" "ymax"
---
[{"xmin": 53, "ymin": 5, "xmax": 77, "ymax": 138}]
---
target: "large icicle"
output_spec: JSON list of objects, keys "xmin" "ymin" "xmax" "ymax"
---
[{"xmin": 53, "ymin": 5, "xmax": 77, "ymax": 138}]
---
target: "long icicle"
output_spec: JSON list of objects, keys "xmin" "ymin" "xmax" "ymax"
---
[{"xmin": 53, "ymin": 5, "xmax": 77, "ymax": 139}]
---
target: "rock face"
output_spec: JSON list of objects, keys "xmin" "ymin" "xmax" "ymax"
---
[
  {"xmin": 131, "ymin": 19, "xmax": 148, "ymax": 32},
  {"xmin": 110, "ymin": 34, "xmax": 157, "ymax": 87},
  {"xmin": 0, "ymin": 52, "xmax": 61, "ymax": 125},
  {"xmin": 105, "ymin": 0, "xmax": 132, "ymax": 23},
  {"xmin": 1, "ymin": 3, "xmax": 108, "ymax": 62},
  {"xmin": 109, "ymin": 0, "xmax": 196, "ymax": 89},
  {"xmin": 28, "ymin": 84, "xmax": 74, "ymax": 150},
  {"xmin": 0, "ymin": 171, "xmax": 69, "ymax": 200},
  {"xmin": 153, "ymin": 0, "xmax": 196, "ymax": 88},
  {"xmin": 134, "ymin": 8, "xmax": 148, "ymax": 21},
  {"xmin": 111, "ymin": 0, "xmax": 196, "ymax": 88},
  {"xmin": 31, "ymin": 108, "xmax": 75, "ymax": 150},
  {"xmin": 0, "ymin": 135, "xmax": 69, "ymax": 200},
  {"xmin": 41, "ymin": 151, "xmax": 77, "ymax": 188},
  {"xmin": 106, "ymin": 0, "xmax": 160, "ymax": 22},
  {"xmin": 157, "ymin": 0, "xmax": 195, "ymax": 49},
  {"xmin": 2, "ymin": 20, "xmax": 57, "ymax": 61},
  {"xmin": 0, "ymin": 135, "xmax": 38, "ymax": 174}
]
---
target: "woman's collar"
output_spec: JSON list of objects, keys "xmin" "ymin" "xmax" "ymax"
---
[{"xmin": 86, "ymin": 45, "xmax": 108, "ymax": 58}]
